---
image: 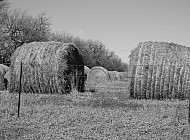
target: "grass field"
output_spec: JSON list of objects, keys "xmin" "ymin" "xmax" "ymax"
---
[{"xmin": 0, "ymin": 81, "xmax": 190, "ymax": 140}]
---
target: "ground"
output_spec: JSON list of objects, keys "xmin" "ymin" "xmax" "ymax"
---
[{"xmin": 0, "ymin": 81, "xmax": 190, "ymax": 140}]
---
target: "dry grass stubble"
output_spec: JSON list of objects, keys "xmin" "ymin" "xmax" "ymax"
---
[{"xmin": 0, "ymin": 90, "xmax": 190, "ymax": 139}]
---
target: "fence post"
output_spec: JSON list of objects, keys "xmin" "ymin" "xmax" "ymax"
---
[{"xmin": 18, "ymin": 62, "xmax": 23, "ymax": 118}]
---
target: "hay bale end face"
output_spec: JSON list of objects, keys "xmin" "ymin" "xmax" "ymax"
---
[
  {"xmin": 9, "ymin": 41, "xmax": 85, "ymax": 94},
  {"xmin": 128, "ymin": 41, "xmax": 190, "ymax": 100},
  {"xmin": 87, "ymin": 66, "xmax": 109, "ymax": 82}
]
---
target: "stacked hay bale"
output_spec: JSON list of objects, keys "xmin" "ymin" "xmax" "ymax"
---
[
  {"xmin": 108, "ymin": 71, "xmax": 128, "ymax": 81},
  {"xmin": 108, "ymin": 71, "xmax": 120, "ymax": 81},
  {"xmin": 9, "ymin": 41, "xmax": 85, "ymax": 94},
  {"xmin": 118, "ymin": 72, "xmax": 128, "ymax": 81},
  {"xmin": 128, "ymin": 41, "xmax": 190, "ymax": 100},
  {"xmin": 114, "ymin": 71, "xmax": 120, "ymax": 80},
  {"xmin": 0, "ymin": 64, "xmax": 10, "ymax": 91},
  {"xmin": 0, "ymin": 71, "xmax": 5, "ymax": 91}
]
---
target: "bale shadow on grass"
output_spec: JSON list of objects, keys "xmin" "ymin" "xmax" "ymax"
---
[
  {"xmin": 72, "ymin": 97, "xmax": 144, "ymax": 111},
  {"xmin": 30, "ymin": 95, "xmax": 73, "ymax": 106},
  {"xmin": 1, "ymin": 91, "xmax": 144, "ymax": 111},
  {"xmin": 101, "ymin": 99, "xmax": 144, "ymax": 109}
]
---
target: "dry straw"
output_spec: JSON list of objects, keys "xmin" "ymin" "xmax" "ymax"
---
[
  {"xmin": 128, "ymin": 41, "xmax": 190, "ymax": 100},
  {"xmin": 9, "ymin": 41, "xmax": 85, "ymax": 94}
]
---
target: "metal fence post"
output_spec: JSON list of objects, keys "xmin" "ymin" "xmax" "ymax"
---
[{"xmin": 18, "ymin": 62, "xmax": 23, "ymax": 118}]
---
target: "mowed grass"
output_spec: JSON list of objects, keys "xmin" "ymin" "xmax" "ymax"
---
[{"xmin": 0, "ymin": 81, "xmax": 190, "ymax": 140}]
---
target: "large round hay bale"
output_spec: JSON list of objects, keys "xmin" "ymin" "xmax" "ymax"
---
[
  {"xmin": 0, "ymin": 71, "xmax": 5, "ymax": 91},
  {"xmin": 0, "ymin": 64, "xmax": 9, "ymax": 76},
  {"xmin": 87, "ymin": 66, "xmax": 109, "ymax": 82},
  {"xmin": 128, "ymin": 41, "xmax": 190, "ymax": 100},
  {"xmin": 9, "ymin": 41, "xmax": 85, "ymax": 94}
]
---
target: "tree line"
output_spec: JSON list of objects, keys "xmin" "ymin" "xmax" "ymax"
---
[{"xmin": 0, "ymin": 0, "xmax": 127, "ymax": 71}]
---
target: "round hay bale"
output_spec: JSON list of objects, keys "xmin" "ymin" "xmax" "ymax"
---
[
  {"xmin": 9, "ymin": 41, "xmax": 85, "ymax": 94},
  {"xmin": 87, "ymin": 66, "xmax": 109, "ymax": 82},
  {"xmin": 129, "ymin": 41, "xmax": 190, "ymax": 100},
  {"xmin": 0, "ymin": 64, "xmax": 9, "ymax": 76},
  {"xmin": 0, "ymin": 71, "xmax": 5, "ymax": 91}
]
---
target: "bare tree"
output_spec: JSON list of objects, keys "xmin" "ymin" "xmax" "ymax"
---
[
  {"xmin": 1, "ymin": 9, "xmax": 51, "ymax": 46},
  {"xmin": 50, "ymin": 31, "xmax": 128, "ymax": 71},
  {"xmin": 0, "ymin": 6, "xmax": 51, "ymax": 64}
]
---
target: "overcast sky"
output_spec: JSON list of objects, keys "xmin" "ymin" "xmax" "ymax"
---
[{"xmin": 8, "ymin": 0, "xmax": 190, "ymax": 63}]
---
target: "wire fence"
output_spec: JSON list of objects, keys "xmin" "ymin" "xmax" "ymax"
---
[
  {"xmin": 0, "ymin": 62, "xmax": 189, "ymax": 96},
  {"xmin": 1, "ymin": 62, "xmax": 190, "ymax": 100},
  {"xmin": 5, "ymin": 63, "xmax": 128, "ymax": 96}
]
